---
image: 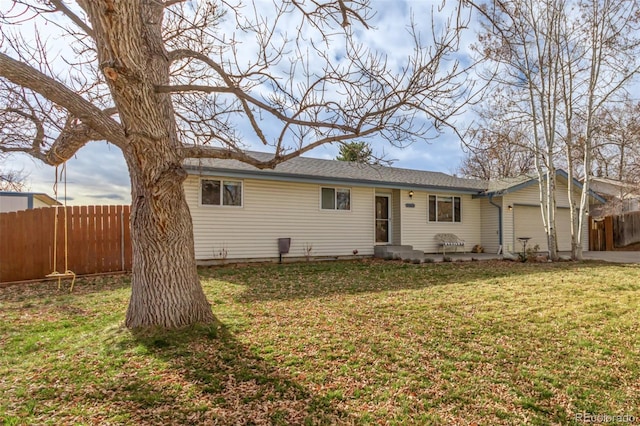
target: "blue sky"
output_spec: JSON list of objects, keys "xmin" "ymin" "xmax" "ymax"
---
[{"xmin": 5, "ymin": 1, "xmax": 477, "ymax": 205}]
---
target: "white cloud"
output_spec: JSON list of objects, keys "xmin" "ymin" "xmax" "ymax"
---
[
  {"xmin": 7, "ymin": 142, "xmax": 130, "ymax": 206},
  {"xmin": 3, "ymin": 1, "xmax": 477, "ymax": 205}
]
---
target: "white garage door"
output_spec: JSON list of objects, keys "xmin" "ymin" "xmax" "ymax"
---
[{"xmin": 513, "ymin": 206, "xmax": 572, "ymax": 252}]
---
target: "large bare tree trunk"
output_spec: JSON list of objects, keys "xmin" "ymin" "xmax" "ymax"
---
[
  {"xmin": 83, "ymin": 1, "xmax": 214, "ymax": 327},
  {"xmin": 1, "ymin": 0, "xmax": 475, "ymax": 328},
  {"xmin": 124, "ymin": 147, "xmax": 213, "ymax": 328}
]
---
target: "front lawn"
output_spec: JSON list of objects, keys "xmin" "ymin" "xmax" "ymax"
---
[{"xmin": 1, "ymin": 260, "xmax": 638, "ymax": 424}]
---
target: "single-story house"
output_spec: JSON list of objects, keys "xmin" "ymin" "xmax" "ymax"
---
[
  {"xmin": 0, "ymin": 191, "xmax": 61, "ymax": 213},
  {"xmin": 588, "ymin": 176, "xmax": 640, "ymax": 217},
  {"xmin": 182, "ymin": 152, "xmax": 604, "ymax": 262}
]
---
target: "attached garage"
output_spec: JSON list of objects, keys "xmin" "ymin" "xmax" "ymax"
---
[
  {"xmin": 513, "ymin": 205, "xmax": 573, "ymax": 252},
  {"xmin": 486, "ymin": 170, "xmax": 603, "ymax": 255}
]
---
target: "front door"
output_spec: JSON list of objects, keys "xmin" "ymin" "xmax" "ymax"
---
[{"xmin": 375, "ymin": 195, "xmax": 390, "ymax": 243}]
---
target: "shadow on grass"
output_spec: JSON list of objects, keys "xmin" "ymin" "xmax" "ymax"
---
[
  {"xmin": 1, "ymin": 277, "xmax": 346, "ymax": 424},
  {"xmin": 0, "ymin": 274, "xmax": 131, "ymax": 303},
  {"xmin": 122, "ymin": 320, "xmax": 348, "ymax": 425},
  {"xmin": 200, "ymin": 258, "xmax": 622, "ymax": 303}
]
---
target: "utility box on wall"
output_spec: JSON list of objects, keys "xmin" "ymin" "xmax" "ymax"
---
[
  {"xmin": 278, "ymin": 238, "xmax": 291, "ymax": 254},
  {"xmin": 278, "ymin": 237, "xmax": 291, "ymax": 263}
]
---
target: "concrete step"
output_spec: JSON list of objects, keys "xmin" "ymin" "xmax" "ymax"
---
[
  {"xmin": 375, "ymin": 245, "xmax": 426, "ymax": 261},
  {"xmin": 406, "ymin": 249, "xmax": 426, "ymax": 258},
  {"xmin": 374, "ymin": 245, "xmax": 414, "ymax": 258}
]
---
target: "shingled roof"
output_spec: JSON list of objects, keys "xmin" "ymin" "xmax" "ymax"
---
[
  {"xmin": 183, "ymin": 151, "xmax": 489, "ymax": 193},
  {"xmin": 480, "ymin": 170, "xmax": 607, "ymax": 203},
  {"xmin": 485, "ymin": 174, "xmax": 535, "ymax": 193}
]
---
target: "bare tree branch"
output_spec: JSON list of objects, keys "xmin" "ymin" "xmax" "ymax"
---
[
  {"xmin": 0, "ymin": 0, "xmax": 479, "ymax": 329},
  {"xmin": 0, "ymin": 167, "xmax": 27, "ymax": 191},
  {"xmin": 178, "ymin": 121, "xmax": 383, "ymax": 166},
  {"xmin": 156, "ymin": 82, "xmax": 362, "ymax": 134},
  {"xmin": 0, "ymin": 53, "xmax": 127, "ymax": 162},
  {"xmin": 162, "ymin": 0, "xmax": 186, "ymax": 7},
  {"xmin": 49, "ymin": 0, "xmax": 94, "ymax": 37}
]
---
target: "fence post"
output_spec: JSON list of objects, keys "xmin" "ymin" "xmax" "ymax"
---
[
  {"xmin": 605, "ymin": 216, "xmax": 614, "ymax": 251},
  {"xmin": 0, "ymin": 205, "xmax": 133, "ymax": 283},
  {"xmin": 121, "ymin": 208, "xmax": 125, "ymax": 271}
]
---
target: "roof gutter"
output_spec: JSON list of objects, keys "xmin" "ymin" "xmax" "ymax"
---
[
  {"xmin": 185, "ymin": 165, "xmax": 485, "ymax": 195},
  {"xmin": 488, "ymin": 193, "xmax": 503, "ymax": 252}
]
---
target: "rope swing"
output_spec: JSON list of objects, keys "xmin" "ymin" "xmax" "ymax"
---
[{"xmin": 46, "ymin": 162, "xmax": 76, "ymax": 291}]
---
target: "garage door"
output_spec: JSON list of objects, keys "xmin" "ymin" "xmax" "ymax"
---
[{"xmin": 513, "ymin": 206, "xmax": 572, "ymax": 252}]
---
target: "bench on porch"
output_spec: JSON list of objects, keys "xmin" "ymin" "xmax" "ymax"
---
[{"xmin": 434, "ymin": 233, "xmax": 465, "ymax": 255}]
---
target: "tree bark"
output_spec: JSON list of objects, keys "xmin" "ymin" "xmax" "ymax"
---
[
  {"xmin": 547, "ymin": 170, "xmax": 559, "ymax": 261},
  {"xmin": 124, "ymin": 148, "xmax": 213, "ymax": 328},
  {"xmin": 0, "ymin": 0, "xmax": 482, "ymax": 328},
  {"xmin": 80, "ymin": 0, "xmax": 214, "ymax": 328}
]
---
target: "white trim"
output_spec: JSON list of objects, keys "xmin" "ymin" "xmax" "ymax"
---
[
  {"xmin": 427, "ymin": 194, "xmax": 462, "ymax": 223},
  {"xmin": 319, "ymin": 186, "xmax": 352, "ymax": 212},
  {"xmin": 199, "ymin": 177, "xmax": 244, "ymax": 208},
  {"xmin": 185, "ymin": 165, "xmax": 482, "ymax": 195}
]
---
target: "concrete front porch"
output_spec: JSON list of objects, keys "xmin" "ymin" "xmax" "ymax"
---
[
  {"xmin": 374, "ymin": 245, "xmax": 503, "ymax": 263},
  {"xmin": 374, "ymin": 246, "xmax": 640, "ymax": 264},
  {"xmin": 374, "ymin": 245, "xmax": 425, "ymax": 261}
]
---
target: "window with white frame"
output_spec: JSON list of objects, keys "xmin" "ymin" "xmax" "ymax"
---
[
  {"xmin": 321, "ymin": 187, "xmax": 351, "ymax": 210},
  {"xmin": 428, "ymin": 195, "xmax": 461, "ymax": 222},
  {"xmin": 201, "ymin": 179, "xmax": 242, "ymax": 206}
]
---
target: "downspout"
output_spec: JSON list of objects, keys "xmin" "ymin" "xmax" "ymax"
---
[{"xmin": 488, "ymin": 193, "xmax": 503, "ymax": 253}]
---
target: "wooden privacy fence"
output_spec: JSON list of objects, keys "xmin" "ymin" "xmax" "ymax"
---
[
  {"xmin": 0, "ymin": 205, "xmax": 132, "ymax": 283},
  {"xmin": 613, "ymin": 211, "xmax": 640, "ymax": 248},
  {"xmin": 589, "ymin": 216, "xmax": 614, "ymax": 251},
  {"xmin": 590, "ymin": 211, "xmax": 640, "ymax": 251}
]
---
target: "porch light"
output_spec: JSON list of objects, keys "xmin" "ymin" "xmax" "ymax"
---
[
  {"xmin": 408, "ymin": 190, "xmax": 414, "ymax": 199},
  {"xmin": 508, "ymin": 205, "xmax": 513, "ymax": 211}
]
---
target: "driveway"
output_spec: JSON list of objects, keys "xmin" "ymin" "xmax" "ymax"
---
[{"xmin": 581, "ymin": 251, "xmax": 640, "ymax": 264}]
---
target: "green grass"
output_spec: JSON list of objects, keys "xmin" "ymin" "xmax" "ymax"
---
[{"xmin": 1, "ymin": 260, "xmax": 639, "ymax": 424}]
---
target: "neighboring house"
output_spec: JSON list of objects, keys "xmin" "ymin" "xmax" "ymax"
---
[
  {"xmin": 588, "ymin": 177, "xmax": 640, "ymax": 218},
  {"xmin": 182, "ymin": 152, "xmax": 604, "ymax": 262},
  {"xmin": 0, "ymin": 192, "xmax": 61, "ymax": 213}
]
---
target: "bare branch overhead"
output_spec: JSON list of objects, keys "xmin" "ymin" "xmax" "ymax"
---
[
  {"xmin": 0, "ymin": 0, "xmax": 486, "ymax": 329},
  {"xmin": 0, "ymin": 53, "xmax": 127, "ymax": 160}
]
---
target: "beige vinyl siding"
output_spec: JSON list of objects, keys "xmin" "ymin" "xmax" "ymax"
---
[
  {"xmin": 503, "ymin": 179, "xmax": 589, "ymax": 252},
  {"xmin": 503, "ymin": 179, "xmax": 575, "ymax": 210},
  {"xmin": 391, "ymin": 189, "xmax": 402, "ymax": 245},
  {"xmin": 186, "ymin": 176, "xmax": 375, "ymax": 260},
  {"xmin": 400, "ymin": 191, "xmax": 482, "ymax": 253},
  {"xmin": 33, "ymin": 198, "xmax": 51, "ymax": 209},
  {"xmin": 480, "ymin": 198, "xmax": 501, "ymax": 254}
]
